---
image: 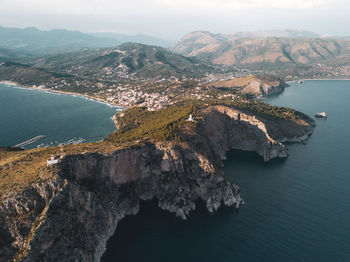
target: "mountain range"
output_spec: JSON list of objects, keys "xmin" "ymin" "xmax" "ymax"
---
[
  {"xmin": 0, "ymin": 42, "xmax": 229, "ymax": 89},
  {"xmin": 171, "ymin": 30, "xmax": 350, "ymax": 76},
  {"xmin": 0, "ymin": 26, "xmax": 172, "ymax": 55},
  {"xmin": 30, "ymin": 42, "xmax": 223, "ymax": 80},
  {"xmin": 2, "ymin": 26, "xmax": 350, "ymax": 80}
]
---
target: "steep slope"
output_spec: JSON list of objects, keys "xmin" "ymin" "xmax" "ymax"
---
[
  {"xmin": 0, "ymin": 101, "xmax": 315, "ymax": 261},
  {"xmin": 0, "ymin": 61, "xmax": 62, "ymax": 86},
  {"xmin": 0, "ymin": 48, "xmax": 31, "ymax": 62},
  {"xmin": 172, "ymin": 31, "xmax": 227, "ymax": 56},
  {"xmin": 207, "ymin": 75, "xmax": 287, "ymax": 96},
  {"xmin": 172, "ymin": 31, "xmax": 350, "ymax": 77},
  {"xmin": 172, "ymin": 30, "xmax": 322, "ymax": 57},
  {"xmin": 208, "ymin": 38, "xmax": 348, "ymax": 67}
]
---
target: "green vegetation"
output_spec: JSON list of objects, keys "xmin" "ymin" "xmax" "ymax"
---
[
  {"xmin": 230, "ymin": 98, "xmax": 302, "ymax": 121},
  {"xmin": 106, "ymin": 103, "xmax": 197, "ymax": 143},
  {"xmin": 0, "ymin": 98, "xmax": 309, "ymax": 199},
  {"xmin": 107, "ymin": 96, "xmax": 306, "ymax": 145},
  {"xmin": 0, "ymin": 142, "xmax": 130, "ymax": 199},
  {"xmin": 106, "ymin": 96, "xmax": 306, "ymax": 145}
]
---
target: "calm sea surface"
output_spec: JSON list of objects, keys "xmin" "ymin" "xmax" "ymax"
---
[
  {"xmin": 102, "ymin": 80, "xmax": 350, "ymax": 262},
  {"xmin": 1, "ymin": 81, "xmax": 350, "ymax": 262},
  {"xmin": 0, "ymin": 84, "xmax": 119, "ymax": 148}
]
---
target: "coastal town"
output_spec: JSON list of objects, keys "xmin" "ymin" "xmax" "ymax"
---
[{"xmin": 8, "ymin": 70, "xmax": 244, "ymax": 110}]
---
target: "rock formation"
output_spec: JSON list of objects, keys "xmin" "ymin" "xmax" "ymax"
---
[
  {"xmin": 207, "ymin": 75, "xmax": 287, "ymax": 97},
  {"xmin": 0, "ymin": 105, "xmax": 315, "ymax": 262}
]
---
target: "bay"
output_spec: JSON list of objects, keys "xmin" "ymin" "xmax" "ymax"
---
[{"xmin": 0, "ymin": 84, "xmax": 120, "ymax": 148}]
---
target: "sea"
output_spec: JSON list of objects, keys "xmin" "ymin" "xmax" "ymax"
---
[
  {"xmin": 102, "ymin": 80, "xmax": 350, "ymax": 262},
  {"xmin": 1, "ymin": 81, "xmax": 350, "ymax": 262},
  {"xmin": 0, "ymin": 84, "xmax": 120, "ymax": 148}
]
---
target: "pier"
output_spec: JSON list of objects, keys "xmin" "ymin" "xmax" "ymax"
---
[{"xmin": 14, "ymin": 135, "xmax": 46, "ymax": 148}]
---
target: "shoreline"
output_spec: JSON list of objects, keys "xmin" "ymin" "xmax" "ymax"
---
[
  {"xmin": 0, "ymin": 80, "xmax": 124, "ymax": 109},
  {"xmin": 286, "ymin": 78, "xmax": 350, "ymax": 83}
]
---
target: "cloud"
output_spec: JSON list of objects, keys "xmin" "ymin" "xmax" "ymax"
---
[
  {"xmin": 155, "ymin": 0, "xmax": 337, "ymax": 12},
  {"xmin": 0, "ymin": 0, "xmax": 348, "ymax": 38},
  {"xmin": 0, "ymin": 0, "xmax": 341, "ymax": 16}
]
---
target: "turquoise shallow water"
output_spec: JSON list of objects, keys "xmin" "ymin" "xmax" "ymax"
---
[
  {"xmin": 0, "ymin": 84, "xmax": 119, "ymax": 148},
  {"xmin": 102, "ymin": 80, "xmax": 350, "ymax": 262}
]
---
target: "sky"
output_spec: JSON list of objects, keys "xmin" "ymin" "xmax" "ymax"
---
[{"xmin": 0, "ymin": 0, "xmax": 349, "ymax": 40}]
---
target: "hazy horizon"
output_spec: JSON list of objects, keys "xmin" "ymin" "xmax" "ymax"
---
[{"xmin": 1, "ymin": 0, "xmax": 349, "ymax": 40}]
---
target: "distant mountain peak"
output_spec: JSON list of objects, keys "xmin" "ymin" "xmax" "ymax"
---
[
  {"xmin": 172, "ymin": 29, "xmax": 350, "ymax": 73},
  {"xmin": 0, "ymin": 26, "xmax": 173, "ymax": 56}
]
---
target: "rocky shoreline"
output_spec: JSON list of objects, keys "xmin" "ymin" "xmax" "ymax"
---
[{"xmin": 0, "ymin": 104, "xmax": 315, "ymax": 262}]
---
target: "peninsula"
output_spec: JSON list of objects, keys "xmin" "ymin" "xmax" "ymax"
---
[{"xmin": 0, "ymin": 98, "xmax": 315, "ymax": 261}]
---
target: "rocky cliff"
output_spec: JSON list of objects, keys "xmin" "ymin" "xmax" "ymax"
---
[
  {"xmin": 0, "ymin": 104, "xmax": 314, "ymax": 262},
  {"xmin": 207, "ymin": 75, "xmax": 287, "ymax": 97}
]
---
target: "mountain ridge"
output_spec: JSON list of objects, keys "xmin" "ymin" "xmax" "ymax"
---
[
  {"xmin": 0, "ymin": 26, "xmax": 172, "ymax": 55},
  {"xmin": 172, "ymin": 30, "xmax": 350, "ymax": 78},
  {"xmin": 28, "ymin": 42, "xmax": 226, "ymax": 80}
]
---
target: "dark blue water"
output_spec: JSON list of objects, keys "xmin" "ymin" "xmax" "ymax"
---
[
  {"xmin": 0, "ymin": 84, "xmax": 119, "ymax": 148},
  {"xmin": 102, "ymin": 80, "xmax": 350, "ymax": 262}
]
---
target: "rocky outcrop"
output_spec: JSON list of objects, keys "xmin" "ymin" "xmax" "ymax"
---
[
  {"xmin": 240, "ymin": 79, "xmax": 286, "ymax": 96},
  {"xmin": 0, "ymin": 143, "xmax": 242, "ymax": 262},
  {"xmin": 0, "ymin": 105, "xmax": 314, "ymax": 262},
  {"xmin": 207, "ymin": 75, "xmax": 286, "ymax": 97}
]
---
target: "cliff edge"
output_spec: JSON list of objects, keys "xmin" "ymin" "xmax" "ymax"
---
[
  {"xmin": 207, "ymin": 75, "xmax": 287, "ymax": 97},
  {"xmin": 0, "ymin": 101, "xmax": 315, "ymax": 261}
]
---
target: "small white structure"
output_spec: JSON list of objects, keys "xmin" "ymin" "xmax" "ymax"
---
[
  {"xmin": 47, "ymin": 155, "xmax": 60, "ymax": 166},
  {"xmin": 187, "ymin": 114, "xmax": 194, "ymax": 122},
  {"xmin": 315, "ymin": 112, "xmax": 327, "ymax": 118}
]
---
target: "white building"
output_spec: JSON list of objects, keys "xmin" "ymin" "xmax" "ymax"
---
[
  {"xmin": 47, "ymin": 155, "xmax": 60, "ymax": 166},
  {"xmin": 187, "ymin": 114, "xmax": 194, "ymax": 122}
]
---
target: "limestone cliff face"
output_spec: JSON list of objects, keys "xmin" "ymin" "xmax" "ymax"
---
[
  {"xmin": 240, "ymin": 79, "xmax": 286, "ymax": 97},
  {"xmin": 0, "ymin": 105, "xmax": 314, "ymax": 262},
  {"xmin": 207, "ymin": 75, "xmax": 286, "ymax": 97},
  {"xmin": 0, "ymin": 144, "xmax": 242, "ymax": 262}
]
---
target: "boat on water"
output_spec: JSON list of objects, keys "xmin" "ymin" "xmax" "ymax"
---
[{"xmin": 315, "ymin": 112, "xmax": 327, "ymax": 118}]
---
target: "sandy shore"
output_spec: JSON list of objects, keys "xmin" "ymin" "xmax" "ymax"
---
[{"xmin": 0, "ymin": 80, "xmax": 123, "ymax": 109}]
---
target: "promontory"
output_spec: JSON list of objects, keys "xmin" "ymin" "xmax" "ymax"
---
[{"xmin": 0, "ymin": 98, "xmax": 315, "ymax": 261}]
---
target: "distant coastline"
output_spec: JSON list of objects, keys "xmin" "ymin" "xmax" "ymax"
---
[
  {"xmin": 286, "ymin": 78, "xmax": 350, "ymax": 83},
  {"xmin": 0, "ymin": 80, "xmax": 123, "ymax": 109}
]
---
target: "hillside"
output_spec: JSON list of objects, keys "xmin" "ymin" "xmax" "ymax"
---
[
  {"xmin": 172, "ymin": 31, "xmax": 350, "ymax": 78},
  {"xmin": 30, "ymin": 42, "xmax": 224, "ymax": 80},
  {"xmin": 0, "ymin": 48, "xmax": 31, "ymax": 62},
  {"xmin": 0, "ymin": 26, "xmax": 120, "ymax": 55},
  {"xmin": 0, "ymin": 26, "xmax": 172, "ymax": 55},
  {"xmin": 207, "ymin": 75, "xmax": 286, "ymax": 96},
  {"xmin": 0, "ymin": 42, "xmax": 239, "ymax": 107}
]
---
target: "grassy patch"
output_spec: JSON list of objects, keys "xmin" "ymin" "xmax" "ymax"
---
[
  {"xmin": 0, "ymin": 142, "xmax": 129, "ymax": 199},
  {"xmin": 106, "ymin": 103, "xmax": 197, "ymax": 143},
  {"xmin": 229, "ymin": 98, "xmax": 302, "ymax": 121}
]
